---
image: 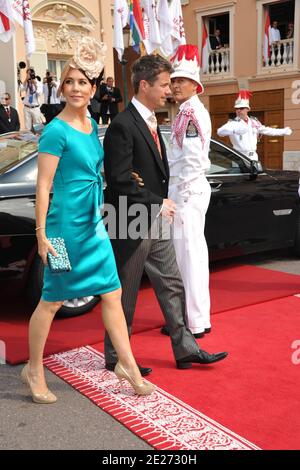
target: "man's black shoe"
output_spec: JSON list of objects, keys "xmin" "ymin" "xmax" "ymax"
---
[
  {"xmin": 176, "ymin": 350, "xmax": 228, "ymax": 369},
  {"xmin": 161, "ymin": 325, "xmax": 207, "ymax": 339},
  {"xmin": 193, "ymin": 332, "xmax": 205, "ymax": 339},
  {"xmin": 105, "ymin": 363, "xmax": 152, "ymax": 377}
]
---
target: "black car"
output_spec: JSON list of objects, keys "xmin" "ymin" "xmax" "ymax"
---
[{"xmin": 1, "ymin": 128, "xmax": 299, "ymax": 318}]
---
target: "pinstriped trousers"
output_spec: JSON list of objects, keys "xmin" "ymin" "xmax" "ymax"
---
[{"xmin": 104, "ymin": 217, "xmax": 200, "ymax": 363}]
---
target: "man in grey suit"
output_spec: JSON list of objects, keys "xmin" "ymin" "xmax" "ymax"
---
[{"xmin": 103, "ymin": 54, "xmax": 227, "ymax": 375}]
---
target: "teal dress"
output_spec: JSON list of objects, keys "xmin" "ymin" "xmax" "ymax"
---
[{"xmin": 38, "ymin": 117, "xmax": 120, "ymax": 302}]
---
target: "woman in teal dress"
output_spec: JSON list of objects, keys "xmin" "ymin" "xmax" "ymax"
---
[{"xmin": 21, "ymin": 38, "xmax": 154, "ymax": 403}]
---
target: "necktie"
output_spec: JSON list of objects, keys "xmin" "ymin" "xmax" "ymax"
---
[
  {"xmin": 47, "ymin": 84, "xmax": 51, "ymax": 104},
  {"xmin": 5, "ymin": 107, "xmax": 11, "ymax": 121},
  {"xmin": 147, "ymin": 114, "xmax": 162, "ymax": 156}
]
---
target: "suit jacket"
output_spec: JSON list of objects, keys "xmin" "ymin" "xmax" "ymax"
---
[
  {"xmin": 0, "ymin": 105, "xmax": 20, "ymax": 134},
  {"xmin": 209, "ymin": 35, "xmax": 224, "ymax": 50},
  {"xmin": 99, "ymin": 84, "xmax": 122, "ymax": 116},
  {"xmin": 104, "ymin": 102, "xmax": 169, "ymax": 266}
]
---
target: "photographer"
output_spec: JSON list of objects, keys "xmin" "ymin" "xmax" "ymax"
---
[
  {"xmin": 99, "ymin": 77, "xmax": 122, "ymax": 124},
  {"xmin": 41, "ymin": 71, "xmax": 63, "ymax": 124},
  {"xmin": 20, "ymin": 68, "xmax": 43, "ymax": 131}
]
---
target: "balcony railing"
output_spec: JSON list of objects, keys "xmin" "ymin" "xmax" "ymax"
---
[
  {"xmin": 203, "ymin": 47, "xmax": 230, "ymax": 77},
  {"xmin": 263, "ymin": 38, "xmax": 294, "ymax": 69}
]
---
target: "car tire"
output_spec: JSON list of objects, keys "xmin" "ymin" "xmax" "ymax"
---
[{"xmin": 26, "ymin": 254, "xmax": 100, "ymax": 318}]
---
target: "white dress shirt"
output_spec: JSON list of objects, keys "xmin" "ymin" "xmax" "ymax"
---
[
  {"xmin": 269, "ymin": 27, "xmax": 281, "ymax": 43},
  {"xmin": 21, "ymin": 81, "xmax": 43, "ymax": 106},
  {"xmin": 131, "ymin": 96, "xmax": 154, "ymax": 125},
  {"xmin": 43, "ymin": 81, "xmax": 61, "ymax": 104}
]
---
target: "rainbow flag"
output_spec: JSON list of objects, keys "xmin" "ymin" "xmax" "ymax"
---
[{"xmin": 129, "ymin": 0, "xmax": 145, "ymax": 53}]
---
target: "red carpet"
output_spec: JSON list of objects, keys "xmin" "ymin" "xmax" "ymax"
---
[
  {"xmin": 45, "ymin": 295, "xmax": 300, "ymax": 450},
  {"xmin": 44, "ymin": 346, "xmax": 259, "ymax": 450},
  {"xmin": 2, "ymin": 265, "xmax": 300, "ymax": 364}
]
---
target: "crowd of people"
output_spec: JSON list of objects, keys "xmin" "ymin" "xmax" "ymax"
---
[
  {"xmin": 1, "ymin": 36, "xmax": 293, "ymax": 403},
  {"xmin": 0, "ymin": 68, "xmax": 123, "ymax": 135}
]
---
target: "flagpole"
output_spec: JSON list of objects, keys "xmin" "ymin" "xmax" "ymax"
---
[
  {"xmin": 120, "ymin": 27, "xmax": 130, "ymax": 107},
  {"xmin": 121, "ymin": 55, "xmax": 128, "ymax": 107}
]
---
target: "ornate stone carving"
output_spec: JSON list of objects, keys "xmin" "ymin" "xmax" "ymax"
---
[
  {"xmin": 32, "ymin": 3, "xmax": 96, "ymax": 53},
  {"xmin": 34, "ymin": 26, "xmax": 55, "ymax": 42},
  {"xmin": 52, "ymin": 23, "xmax": 73, "ymax": 52},
  {"xmin": 78, "ymin": 17, "xmax": 95, "ymax": 32},
  {"xmin": 44, "ymin": 4, "xmax": 76, "ymax": 22}
]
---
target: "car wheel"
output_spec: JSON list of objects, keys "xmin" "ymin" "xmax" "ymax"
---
[{"xmin": 26, "ymin": 254, "xmax": 100, "ymax": 318}]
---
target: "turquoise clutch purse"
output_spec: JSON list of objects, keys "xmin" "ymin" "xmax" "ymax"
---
[{"xmin": 47, "ymin": 238, "xmax": 72, "ymax": 273}]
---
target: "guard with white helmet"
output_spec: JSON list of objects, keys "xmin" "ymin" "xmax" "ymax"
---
[
  {"xmin": 162, "ymin": 44, "xmax": 212, "ymax": 338},
  {"xmin": 217, "ymin": 90, "xmax": 292, "ymax": 161}
]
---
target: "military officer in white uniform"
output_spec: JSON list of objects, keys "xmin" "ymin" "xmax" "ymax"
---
[
  {"xmin": 162, "ymin": 44, "xmax": 212, "ymax": 339},
  {"xmin": 217, "ymin": 90, "xmax": 292, "ymax": 161}
]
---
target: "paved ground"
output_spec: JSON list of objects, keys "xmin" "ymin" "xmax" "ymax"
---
[{"xmin": 1, "ymin": 248, "xmax": 299, "ymax": 450}]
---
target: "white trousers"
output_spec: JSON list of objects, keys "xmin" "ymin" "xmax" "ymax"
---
[
  {"xmin": 169, "ymin": 178, "xmax": 211, "ymax": 334},
  {"xmin": 24, "ymin": 106, "xmax": 43, "ymax": 131}
]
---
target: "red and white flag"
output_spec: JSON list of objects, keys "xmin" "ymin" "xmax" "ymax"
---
[
  {"xmin": 114, "ymin": 0, "xmax": 129, "ymax": 61},
  {"xmin": 141, "ymin": 0, "xmax": 161, "ymax": 54},
  {"xmin": 200, "ymin": 19, "xmax": 210, "ymax": 73},
  {"xmin": 0, "ymin": 0, "xmax": 15, "ymax": 43},
  {"xmin": 157, "ymin": 0, "xmax": 173, "ymax": 57},
  {"xmin": 12, "ymin": 0, "xmax": 35, "ymax": 57},
  {"xmin": 263, "ymin": 8, "xmax": 271, "ymax": 64},
  {"xmin": 169, "ymin": 0, "xmax": 186, "ymax": 52}
]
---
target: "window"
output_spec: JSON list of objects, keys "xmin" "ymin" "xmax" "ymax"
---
[
  {"xmin": 260, "ymin": 0, "xmax": 296, "ymax": 71},
  {"xmin": 47, "ymin": 59, "xmax": 68, "ymax": 79},
  {"xmin": 196, "ymin": 3, "xmax": 235, "ymax": 79},
  {"xmin": 0, "ymin": 133, "xmax": 38, "ymax": 173},
  {"xmin": 207, "ymin": 142, "xmax": 247, "ymax": 175},
  {"xmin": 208, "ymin": 13, "xmax": 230, "ymax": 49}
]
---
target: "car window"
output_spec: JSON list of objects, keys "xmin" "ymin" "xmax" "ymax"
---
[
  {"xmin": 160, "ymin": 129, "xmax": 171, "ymax": 148},
  {"xmin": 0, "ymin": 133, "xmax": 38, "ymax": 173},
  {"xmin": 207, "ymin": 141, "xmax": 248, "ymax": 175}
]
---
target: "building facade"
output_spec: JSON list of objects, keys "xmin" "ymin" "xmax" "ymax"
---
[{"xmin": 182, "ymin": 0, "xmax": 300, "ymax": 169}]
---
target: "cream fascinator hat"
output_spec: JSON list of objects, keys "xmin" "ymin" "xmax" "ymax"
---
[{"xmin": 57, "ymin": 37, "xmax": 107, "ymax": 97}]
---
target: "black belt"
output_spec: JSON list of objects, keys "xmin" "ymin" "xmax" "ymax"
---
[{"xmin": 25, "ymin": 104, "xmax": 40, "ymax": 108}]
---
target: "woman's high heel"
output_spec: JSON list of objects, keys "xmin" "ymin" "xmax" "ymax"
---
[
  {"xmin": 114, "ymin": 362, "xmax": 155, "ymax": 396},
  {"xmin": 21, "ymin": 365, "xmax": 57, "ymax": 404}
]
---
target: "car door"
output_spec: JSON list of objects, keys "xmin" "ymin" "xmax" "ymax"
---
[{"xmin": 205, "ymin": 141, "xmax": 283, "ymax": 258}]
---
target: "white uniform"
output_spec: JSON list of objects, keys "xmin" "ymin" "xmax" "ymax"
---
[
  {"xmin": 217, "ymin": 117, "xmax": 292, "ymax": 161},
  {"xmin": 168, "ymin": 95, "xmax": 212, "ymax": 334}
]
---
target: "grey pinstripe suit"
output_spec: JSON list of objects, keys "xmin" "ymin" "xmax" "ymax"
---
[{"xmin": 103, "ymin": 103, "xmax": 200, "ymax": 363}]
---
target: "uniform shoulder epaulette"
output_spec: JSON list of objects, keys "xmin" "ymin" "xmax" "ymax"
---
[
  {"xmin": 250, "ymin": 116, "xmax": 259, "ymax": 121},
  {"xmin": 182, "ymin": 102, "xmax": 195, "ymax": 114}
]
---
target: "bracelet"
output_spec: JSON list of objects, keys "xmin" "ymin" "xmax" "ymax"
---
[{"xmin": 35, "ymin": 226, "xmax": 45, "ymax": 231}]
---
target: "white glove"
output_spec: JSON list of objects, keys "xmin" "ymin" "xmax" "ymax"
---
[{"xmin": 284, "ymin": 127, "xmax": 292, "ymax": 136}]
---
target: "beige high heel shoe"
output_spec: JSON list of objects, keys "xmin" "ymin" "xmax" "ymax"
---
[
  {"xmin": 114, "ymin": 362, "xmax": 155, "ymax": 396},
  {"xmin": 21, "ymin": 365, "xmax": 57, "ymax": 404}
]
